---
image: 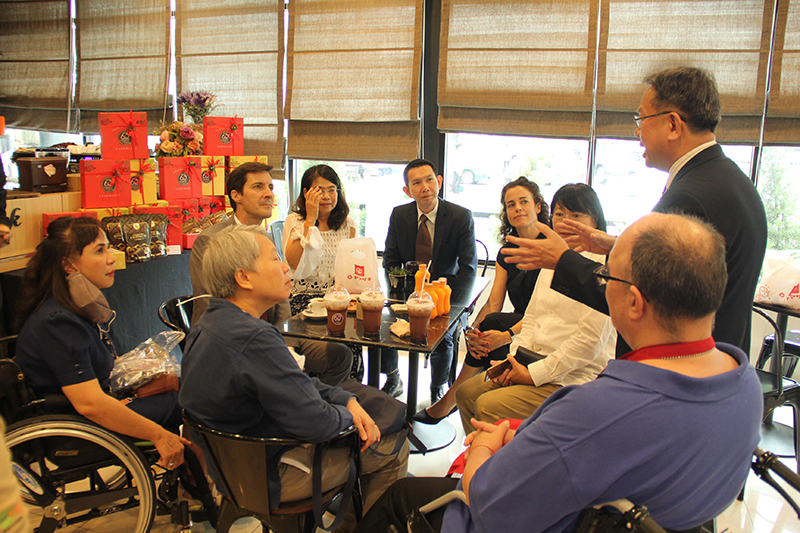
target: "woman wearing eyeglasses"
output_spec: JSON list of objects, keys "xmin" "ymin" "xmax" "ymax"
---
[
  {"xmin": 454, "ymin": 183, "xmax": 617, "ymax": 432},
  {"xmin": 283, "ymin": 164, "xmax": 357, "ymax": 315}
]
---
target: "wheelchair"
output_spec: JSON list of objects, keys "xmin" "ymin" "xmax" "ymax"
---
[{"xmin": 0, "ymin": 348, "xmax": 218, "ymax": 533}]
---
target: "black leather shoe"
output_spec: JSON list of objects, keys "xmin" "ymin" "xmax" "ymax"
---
[
  {"xmin": 382, "ymin": 373, "xmax": 404, "ymax": 398},
  {"xmin": 412, "ymin": 406, "xmax": 458, "ymax": 425},
  {"xmin": 430, "ymin": 385, "xmax": 447, "ymax": 404}
]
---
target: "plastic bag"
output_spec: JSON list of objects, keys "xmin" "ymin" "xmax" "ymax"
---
[
  {"xmin": 334, "ymin": 237, "xmax": 380, "ymax": 295},
  {"xmin": 755, "ymin": 250, "xmax": 800, "ymax": 309},
  {"xmin": 109, "ymin": 330, "xmax": 184, "ymax": 395}
]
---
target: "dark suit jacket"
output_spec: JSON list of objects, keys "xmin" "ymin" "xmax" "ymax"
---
[
  {"xmin": 552, "ymin": 144, "xmax": 767, "ymax": 355},
  {"xmin": 189, "ymin": 218, "xmax": 291, "ymax": 325},
  {"xmin": 383, "ymin": 199, "xmax": 477, "ymax": 286}
]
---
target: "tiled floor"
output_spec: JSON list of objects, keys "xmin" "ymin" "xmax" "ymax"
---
[{"xmin": 23, "ymin": 350, "xmax": 800, "ymax": 533}]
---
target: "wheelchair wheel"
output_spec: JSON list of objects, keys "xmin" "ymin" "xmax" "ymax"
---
[{"xmin": 6, "ymin": 415, "xmax": 156, "ymax": 533}]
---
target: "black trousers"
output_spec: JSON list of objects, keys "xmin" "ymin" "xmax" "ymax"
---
[{"xmin": 353, "ymin": 476, "xmax": 460, "ymax": 533}]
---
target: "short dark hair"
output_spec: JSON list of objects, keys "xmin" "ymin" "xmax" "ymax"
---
[
  {"xmin": 292, "ymin": 165, "xmax": 350, "ymax": 231},
  {"xmin": 18, "ymin": 216, "xmax": 104, "ymax": 328},
  {"xmin": 403, "ymin": 159, "xmax": 437, "ymax": 187},
  {"xmin": 643, "ymin": 67, "xmax": 721, "ymax": 133},
  {"xmin": 629, "ymin": 214, "xmax": 727, "ymax": 335},
  {"xmin": 550, "ymin": 183, "xmax": 607, "ymax": 233},
  {"xmin": 498, "ymin": 177, "xmax": 550, "ymax": 242},
  {"xmin": 227, "ymin": 162, "xmax": 273, "ymax": 211}
]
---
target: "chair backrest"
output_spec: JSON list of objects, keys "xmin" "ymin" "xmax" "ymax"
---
[
  {"xmin": 0, "ymin": 356, "xmax": 33, "ymax": 424},
  {"xmin": 269, "ymin": 220, "xmax": 285, "ymax": 261},
  {"xmin": 0, "ymin": 334, "xmax": 17, "ymax": 360},
  {"xmin": 753, "ymin": 306, "xmax": 786, "ymax": 397},
  {"xmin": 182, "ymin": 410, "xmax": 358, "ymax": 521},
  {"xmin": 476, "ymin": 239, "xmax": 489, "ymax": 277}
]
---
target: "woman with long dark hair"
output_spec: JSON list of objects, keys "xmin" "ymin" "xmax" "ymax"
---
[
  {"xmin": 414, "ymin": 176, "xmax": 550, "ymax": 424},
  {"xmin": 15, "ymin": 216, "xmax": 188, "ymax": 469},
  {"xmin": 283, "ymin": 164, "xmax": 357, "ymax": 315}
]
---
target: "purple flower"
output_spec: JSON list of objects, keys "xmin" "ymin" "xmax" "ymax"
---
[{"xmin": 179, "ymin": 126, "xmax": 195, "ymax": 140}]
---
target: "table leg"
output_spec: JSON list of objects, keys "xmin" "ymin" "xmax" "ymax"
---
[
  {"xmin": 407, "ymin": 350, "xmax": 419, "ymax": 421},
  {"xmin": 367, "ymin": 347, "xmax": 381, "ymax": 388}
]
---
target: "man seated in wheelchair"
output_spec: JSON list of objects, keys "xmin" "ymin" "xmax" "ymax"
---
[
  {"xmin": 15, "ymin": 216, "xmax": 189, "ymax": 470},
  {"xmin": 353, "ymin": 213, "xmax": 762, "ymax": 533},
  {"xmin": 179, "ymin": 225, "xmax": 409, "ymax": 532}
]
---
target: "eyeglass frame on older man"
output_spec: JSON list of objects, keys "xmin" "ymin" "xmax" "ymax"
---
[
  {"xmin": 633, "ymin": 110, "xmax": 688, "ymax": 128},
  {"xmin": 593, "ymin": 264, "xmax": 635, "ymax": 287}
]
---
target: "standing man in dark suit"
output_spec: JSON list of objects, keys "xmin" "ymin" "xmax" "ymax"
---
[
  {"xmin": 190, "ymin": 162, "xmax": 353, "ymax": 385},
  {"xmin": 502, "ymin": 67, "xmax": 767, "ymax": 355},
  {"xmin": 381, "ymin": 159, "xmax": 477, "ymax": 402}
]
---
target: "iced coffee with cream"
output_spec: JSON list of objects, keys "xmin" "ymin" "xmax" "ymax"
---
[
  {"xmin": 407, "ymin": 291, "xmax": 435, "ymax": 343},
  {"xmin": 360, "ymin": 287, "xmax": 385, "ymax": 336},
  {"xmin": 324, "ymin": 284, "xmax": 350, "ymax": 336}
]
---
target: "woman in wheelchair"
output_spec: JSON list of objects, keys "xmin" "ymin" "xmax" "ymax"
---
[{"xmin": 14, "ymin": 215, "xmax": 190, "ymax": 470}]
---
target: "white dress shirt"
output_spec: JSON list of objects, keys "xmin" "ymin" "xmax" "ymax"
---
[{"xmin": 509, "ymin": 251, "xmax": 617, "ymax": 388}]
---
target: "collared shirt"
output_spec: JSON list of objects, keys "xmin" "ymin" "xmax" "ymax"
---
[
  {"xmin": 416, "ymin": 199, "xmax": 439, "ymax": 243},
  {"xmin": 664, "ymin": 140, "xmax": 717, "ymax": 192},
  {"xmin": 232, "ymin": 213, "xmax": 268, "ymax": 229}
]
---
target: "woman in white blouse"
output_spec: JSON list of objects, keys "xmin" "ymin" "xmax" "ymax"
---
[{"xmin": 283, "ymin": 165, "xmax": 357, "ymax": 315}]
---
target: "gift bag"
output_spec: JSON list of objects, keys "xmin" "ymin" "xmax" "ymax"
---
[
  {"xmin": 334, "ymin": 238, "xmax": 380, "ymax": 295},
  {"xmin": 755, "ymin": 250, "xmax": 800, "ymax": 309}
]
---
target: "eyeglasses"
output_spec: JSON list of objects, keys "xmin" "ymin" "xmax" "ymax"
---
[
  {"xmin": 633, "ymin": 110, "xmax": 688, "ymax": 128},
  {"xmin": 552, "ymin": 212, "xmax": 591, "ymax": 222},
  {"xmin": 319, "ymin": 186, "xmax": 339, "ymax": 196},
  {"xmin": 593, "ymin": 264, "xmax": 635, "ymax": 287}
]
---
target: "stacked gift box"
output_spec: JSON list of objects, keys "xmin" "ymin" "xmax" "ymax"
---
[{"xmin": 43, "ymin": 111, "xmax": 273, "ymax": 262}]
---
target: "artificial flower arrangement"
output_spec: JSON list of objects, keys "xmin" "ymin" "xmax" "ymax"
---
[
  {"xmin": 153, "ymin": 121, "xmax": 203, "ymax": 158},
  {"xmin": 178, "ymin": 91, "xmax": 219, "ymax": 124}
]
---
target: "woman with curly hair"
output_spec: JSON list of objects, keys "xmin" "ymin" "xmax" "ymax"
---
[{"xmin": 414, "ymin": 176, "xmax": 549, "ymax": 424}]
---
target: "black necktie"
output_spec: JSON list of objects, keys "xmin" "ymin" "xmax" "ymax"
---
[{"xmin": 416, "ymin": 214, "xmax": 432, "ymax": 264}]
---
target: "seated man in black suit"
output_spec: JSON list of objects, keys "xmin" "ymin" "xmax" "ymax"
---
[
  {"xmin": 381, "ymin": 159, "xmax": 477, "ymax": 403},
  {"xmin": 503, "ymin": 67, "xmax": 767, "ymax": 356},
  {"xmin": 190, "ymin": 161, "xmax": 353, "ymax": 386}
]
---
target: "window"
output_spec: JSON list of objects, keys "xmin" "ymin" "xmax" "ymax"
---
[
  {"xmin": 444, "ymin": 132, "xmax": 588, "ymax": 258},
  {"xmin": 758, "ymin": 147, "xmax": 800, "ymax": 251}
]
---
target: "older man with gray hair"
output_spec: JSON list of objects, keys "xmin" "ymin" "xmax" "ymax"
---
[{"xmin": 180, "ymin": 225, "xmax": 408, "ymax": 532}]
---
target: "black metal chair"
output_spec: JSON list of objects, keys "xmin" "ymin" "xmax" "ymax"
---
[
  {"xmin": 753, "ymin": 307, "xmax": 800, "ymax": 472},
  {"xmin": 756, "ymin": 329, "xmax": 800, "ymax": 378},
  {"xmin": 476, "ymin": 238, "xmax": 489, "ymax": 277},
  {"xmin": 158, "ymin": 295, "xmax": 209, "ymax": 351},
  {"xmin": 270, "ymin": 219, "xmax": 285, "ymax": 261},
  {"xmin": 182, "ymin": 410, "xmax": 362, "ymax": 533}
]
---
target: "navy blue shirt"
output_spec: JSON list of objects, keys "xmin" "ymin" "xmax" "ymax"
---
[{"xmin": 17, "ymin": 298, "xmax": 115, "ymax": 397}]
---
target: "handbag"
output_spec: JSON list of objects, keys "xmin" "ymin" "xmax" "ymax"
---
[{"xmin": 334, "ymin": 238, "xmax": 380, "ymax": 295}]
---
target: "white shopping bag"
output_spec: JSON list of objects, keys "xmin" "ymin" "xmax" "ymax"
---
[
  {"xmin": 755, "ymin": 250, "xmax": 800, "ymax": 309},
  {"xmin": 334, "ymin": 238, "xmax": 381, "ymax": 295}
]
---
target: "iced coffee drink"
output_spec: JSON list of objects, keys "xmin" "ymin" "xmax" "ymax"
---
[
  {"xmin": 360, "ymin": 288, "xmax": 385, "ymax": 336},
  {"xmin": 324, "ymin": 285, "xmax": 350, "ymax": 336},
  {"xmin": 407, "ymin": 291, "xmax": 435, "ymax": 343}
]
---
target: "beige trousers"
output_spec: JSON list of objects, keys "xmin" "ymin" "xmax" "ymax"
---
[{"xmin": 455, "ymin": 371, "xmax": 561, "ymax": 433}]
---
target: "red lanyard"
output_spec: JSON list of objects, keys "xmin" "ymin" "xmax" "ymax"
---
[{"xmin": 620, "ymin": 337, "xmax": 715, "ymax": 362}]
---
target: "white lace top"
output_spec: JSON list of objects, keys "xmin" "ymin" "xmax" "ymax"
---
[{"xmin": 283, "ymin": 212, "xmax": 357, "ymax": 297}]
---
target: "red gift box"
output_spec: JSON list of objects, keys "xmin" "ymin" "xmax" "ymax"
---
[
  {"xmin": 99, "ymin": 111, "xmax": 149, "ymax": 160},
  {"xmin": 42, "ymin": 211, "xmax": 98, "ymax": 237},
  {"xmin": 203, "ymin": 116, "xmax": 244, "ymax": 156},
  {"xmin": 208, "ymin": 196, "xmax": 227, "ymax": 214},
  {"xmin": 182, "ymin": 233, "xmax": 199, "ymax": 249},
  {"xmin": 134, "ymin": 204, "xmax": 182, "ymax": 247},
  {"xmin": 80, "ymin": 160, "xmax": 132, "ymax": 209},
  {"xmin": 158, "ymin": 157, "xmax": 203, "ymax": 200},
  {"xmin": 180, "ymin": 198, "xmax": 201, "ymax": 220}
]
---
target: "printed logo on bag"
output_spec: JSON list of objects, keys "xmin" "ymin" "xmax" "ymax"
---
[
  {"xmin": 177, "ymin": 172, "xmax": 191, "ymax": 186},
  {"xmin": 118, "ymin": 130, "xmax": 132, "ymax": 146},
  {"xmin": 332, "ymin": 313, "xmax": 344, "ymax": 325},
  {"xmin": 201, "ymin": 170, "xmax": 212, "ymax": 183},
  {"xmin": 347, "ymin": 263, "xmax": 372, "ymax": 283},
  {"xmin": 782, "ymin": 283, "xmax": 800, "ymax": 300},
  {"xmin": 355, "ymin": 265, "xmax": 365, "ymax": 277},
  {"xmin": 219, "ymin": 131, "xmax": 232, "ymax": 145},
  {"xmin": 130, "ymin": 176, "xmax": 141, "ymax": 191},
  {"xmin": 101, "ymin": 177, "xmax": 117, "ymax": 193}
]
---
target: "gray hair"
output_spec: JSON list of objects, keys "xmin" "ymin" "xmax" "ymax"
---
[{"xmin": 202, "ymin": 225, "xmax": 269, "ymax": 299}]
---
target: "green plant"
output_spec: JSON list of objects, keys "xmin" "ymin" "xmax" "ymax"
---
[{"xmin": 388, "ymin": 266, "xmax": 406, "ymax": 276}]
